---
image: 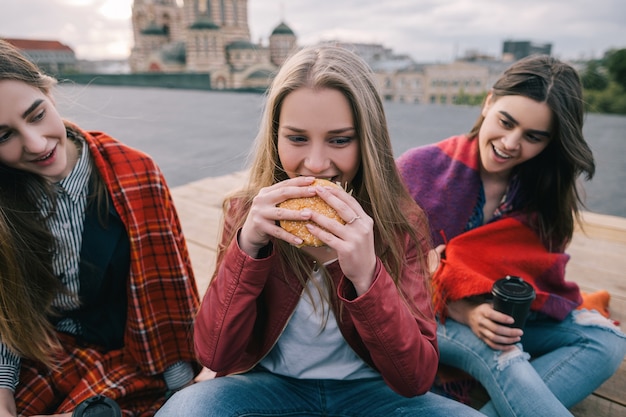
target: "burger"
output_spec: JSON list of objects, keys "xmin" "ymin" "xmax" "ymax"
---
[{"xmin": 278, "ymin": 178, "xmax": 345, "ymax": 247}]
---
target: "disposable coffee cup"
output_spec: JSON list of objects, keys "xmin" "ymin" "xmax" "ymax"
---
[{"xmin": 491, "ymin": 275, "xmax": 536, "ymax": 329}]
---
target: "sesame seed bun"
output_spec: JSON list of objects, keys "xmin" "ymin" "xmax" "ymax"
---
[{"xmin": 278, "ymin": 178, "xmax": 345, "ymax": 247}]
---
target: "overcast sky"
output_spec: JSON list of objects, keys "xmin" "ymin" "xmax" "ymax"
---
[{"xmin": 2, "ymin": 0, "xmax": 625, "ymax": 63}]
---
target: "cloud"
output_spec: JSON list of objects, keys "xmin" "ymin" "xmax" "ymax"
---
[
  {"xmin": 250, "ymin": 0, "xmax": 625, "ymax": 62},
  {"xmin": 3, "ymin": 0, "xmax": 625, "ymax": 61},
  {"xmin": 98, "ymin": 0, "xmax": 133, "ymax": 20},
  {"xmin": 1, "ymin": 0, "xmax": 133, "ymax": 59}
]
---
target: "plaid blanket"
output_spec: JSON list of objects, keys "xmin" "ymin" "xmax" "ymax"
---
[{"xmin": 16, "ymin": 126, "xmax": 199, "ymax": 415}]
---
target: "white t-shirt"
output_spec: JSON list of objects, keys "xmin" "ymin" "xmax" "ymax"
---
[{"xmin": 259, "ymin": 262, "xmax": 378, "ymax": 380}]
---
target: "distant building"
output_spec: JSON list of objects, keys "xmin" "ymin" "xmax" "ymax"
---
[
  {"xmin": 375, "ymin": 61, "xmax": 491, "ymax": 105},
  {"xmin": 353, "ymin": 39, "xmax": 549, "ymax": 104},
  {"xmin": 129, "ymin": 0, "xmax": 297, "ymax": 90},
  {"xmin": 2, "ymin": 38, "xmax": 78, "ymax": 75},
  {"xmin": 502, "ymin": 40, "xmax": 552, "ymax": 62},
  {"xmin": 129, "ymin": 6, "xmax": 552, "ymax": 101},
  {"xmin": 320, "ymin": 41, "xmax": 415, "ymax": 72},
  {"xmin": 78, "ymin": 59, "xmax": 131, "ymax": 74},
  {"xmin": 329, "ymin": 40, "xmax": 492, "ymax": 105}
]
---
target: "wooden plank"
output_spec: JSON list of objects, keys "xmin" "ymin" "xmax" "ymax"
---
[
  {"xmin": 577, "ymin": 212, "xmax": 626, "ymax": 244},
  {"xmin": 173, "ymin": 172, "xmax": 244, "ymax": 296},
  {"xmin": 571, "ymin": 394, "xmax": 626, "ymax": 417},
  {"xmin": 173, "ymin": 199, "xmax": 223, "ymax": 249},
  {"xmin": 593, "ymin": 359, "xmax": 626, "ymax": 407},
  {"xmin": 172, "ymin": 171, "xmax": 247, "ymax": 208},
  {"xmin": 187, "ymin": 242, "xmax": 216, "ymax": 296}
]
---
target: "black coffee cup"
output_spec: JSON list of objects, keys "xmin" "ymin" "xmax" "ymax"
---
[{"xmin": 491, "ymin": 275, "xmax": 536, "ymax": 329}]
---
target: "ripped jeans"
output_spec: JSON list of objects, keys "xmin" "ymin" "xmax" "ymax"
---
[{"xmin": 437, "ymin": 310, "xmax": 626, "ymax": 417}]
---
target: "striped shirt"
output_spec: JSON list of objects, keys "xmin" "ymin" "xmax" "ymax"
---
[{"xmin": 48, "ymin": 140, "xmax": 91, "ymax": 334}]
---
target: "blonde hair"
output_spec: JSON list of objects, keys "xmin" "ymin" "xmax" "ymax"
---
[{"xmin": 219, "ymin": 45, "xmax": 431, "ymax": 311}]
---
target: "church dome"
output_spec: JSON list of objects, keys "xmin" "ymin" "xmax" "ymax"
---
[
  {"xmin": 141, "ymin": 21, "xmax": 167, "ymax": 35},
  {"xmin": 248, "ymin": 69, "xmax": 273, "ymax": 79},
  {"xmin": 226, "ymin": 40, "xmax": 257, "ymax": 50},
  {"xmin": 271, "ymin": 22, "xmax": 294, "ymax": 36},
  {"xmin": 189, "ymin": 16, "xmax": 220, "ymax": 30}
]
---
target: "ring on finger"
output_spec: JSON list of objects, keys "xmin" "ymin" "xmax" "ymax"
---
[{"xmin": 347, "ymin": 215, "xmax": 361, "ymax": 225}]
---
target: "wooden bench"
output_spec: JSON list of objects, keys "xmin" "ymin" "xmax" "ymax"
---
[
  {"xmin": 171, "ymin": 171, "xmax": 626, "ymax": 417},
  {"xmin": 567, "ymin": 212, "xmax": 626, "ymax": 416}
]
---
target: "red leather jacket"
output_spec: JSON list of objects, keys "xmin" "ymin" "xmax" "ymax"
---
[{"xmin": 194, "ymin": 199, "xmax": 438, "ymax": 397}]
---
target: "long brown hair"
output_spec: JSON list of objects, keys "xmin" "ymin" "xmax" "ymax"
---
[
  {"xmin": 0, "ymin": 39, "xmax": 67, "ymax": 367},
  {"xmin": 468, "ymin": 55, "xmax": 594, "ymax": 248},
  {"xmin": 217, "ymin": 45, "xmax": 431, "ymax": 313}
]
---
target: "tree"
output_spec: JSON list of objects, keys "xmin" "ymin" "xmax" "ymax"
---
[
  {"xmin": 585, "ymin": 82, "xmax": 626, "ymax": 114},
  {"xmin": 581, "ymin": 61, "xmax": 609, "ymax": 91},
  {"xmin": 605, "ymin": 48, "xmax": 626, "ymax": 90}
]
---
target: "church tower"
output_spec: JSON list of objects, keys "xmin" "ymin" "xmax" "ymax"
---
[
  {"xmin": 269, "ymin": 21, "xmax": 297, "ymax": 66},
  {"xmin": 182, "ymin": 1, "xmax": 250, "ymax": 44},
  {"xmin": 129, "ymin": 0, "xmax": 296, "ymax": 90},
  {"xmin": 130, "ymin": 0, "xmax": 183, "ymax": 71}
]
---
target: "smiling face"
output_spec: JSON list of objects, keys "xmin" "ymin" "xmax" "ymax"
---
[
  {"xmin": 0, "ymin": 79, "xmax": 74, "ymax": 182},
  {"xmin": 277, "ymin": 87, "xmax": 360, "ymax": 187},
  {"xmin": 478, "ymin": 93, "xmax": 553, "ymax": 180}
]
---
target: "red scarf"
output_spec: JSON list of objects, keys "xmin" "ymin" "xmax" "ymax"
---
[{"xmin": 433, "ymin": 216, "xmax": 581, "ymax": 321}]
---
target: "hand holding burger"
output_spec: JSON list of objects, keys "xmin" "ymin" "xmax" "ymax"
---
[{"xmin": 278, "ymin": 178, "xmax": 346, "ymax": 247}]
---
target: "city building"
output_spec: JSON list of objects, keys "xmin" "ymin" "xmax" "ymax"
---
[
  {"xmin": 328, "ymin": 40, "xmax": 494, "ymax": 105},
  {"xmin": 129, "ymin": 0, "xmax": 297, "ymax": 90},
  {"xmin": 502, "ymin": 40, "xmax": 552, "ymax": 62},
  {"xmin": 371, "ymin": 40, "xmax": 545, "ymax": 104},
  {"xmin": 2, "ymin": 38, "xmax": 78, "ymax": 75},
  {"xmin": 129, "ymin": 4, "xmax": 549, "ymax": 104},
  {"xmin": 319, "ymin": 40, "xmax": 415, "ymax": 72},
  {"xmin": 375, "ymin": 60, "xmax": 491, "ymax": 104}
]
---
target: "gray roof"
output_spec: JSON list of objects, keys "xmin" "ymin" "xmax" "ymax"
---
[
  {"xmin": 271, "ymin": 22, "xmax": 294, "ymax": 36},
  {"xmin": 189, "ymin": 16, "xmax": 220, "ymax": 30},
  {"xmin": 248, "ymin": 69, "xmax": 273, "ymax": 79},
  {"xmin": 227, "ymin": 40, "xmax": 257, "ymax": 50},
  {"xmin": 141, "ymin": 22, "xmax": 167, "ymax": 35}
]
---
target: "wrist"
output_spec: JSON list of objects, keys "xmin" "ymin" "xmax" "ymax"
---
[
  {"xmin": 0, "ymin": 388, "xmax": 16, "ymax": 417},
  {"xmin": 237, "ymin": 231, "xmax": 272, "ymax": 259}
]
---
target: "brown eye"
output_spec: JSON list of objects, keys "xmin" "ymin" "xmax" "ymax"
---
[
  {"xmin": 0, "ymin": 130, "xmax": 14, "ymax": 143},
  {"xmin": 31, "ymin": 109, "xmax": 46, "ymax": 122},
  {"xmin": 525, "ymin": 134, "xmax": 542, "ymax": 143},
  {"xmin": 499, "ymin": 118, "xmax": 513, "ymax": 129},
  {"xmin": 330, "ymin": 137, "xmax": 353, "ymax": 146},
  {"xmin": 288, "ymin": 135, "xmax": 307, "ymax": 143}
]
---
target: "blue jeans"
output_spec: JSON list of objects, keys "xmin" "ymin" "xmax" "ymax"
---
[
  {"xmin": 437, "ymin": 310, "xmax": 626, "ymax": 417},
  {"xmin": 155, "ymin": 369, "xmax": 484, "ymax": 416}
]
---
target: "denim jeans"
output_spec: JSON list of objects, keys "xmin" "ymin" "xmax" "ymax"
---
[
  {"xmin": 437, "ymin": 309, "xmax": 626, "ymax": 417},
  {"xmin": 155, "ymin": 369, "xmax": 484, "ymax": 416}
]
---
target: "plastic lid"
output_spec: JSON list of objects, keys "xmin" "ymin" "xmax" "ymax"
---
[{"xmin": 491, "ymin": 275, "xmax": 536, "ymax": 302}]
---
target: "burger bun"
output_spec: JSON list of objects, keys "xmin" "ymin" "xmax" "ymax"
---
[{"xmin": 278, "ymin": 178, "xmax": 345, "ymax": 247}]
